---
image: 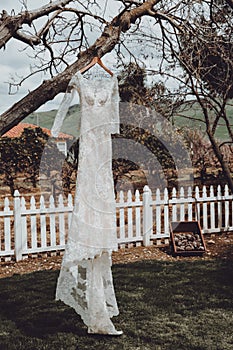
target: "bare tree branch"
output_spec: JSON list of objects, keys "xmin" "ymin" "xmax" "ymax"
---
[
  {"xmin": 0, "ymin": 0, "xmax": 73, "ymax": 49},
  {"xmin": 225, "ymin": 0, "xmax": 233, "ymax": 9},
  {"xmin": 0, "ymin": 0, "xmax": 161, "ymax": 135},
  {"xmin": 0, "ymin": 0, "xmax": 232, "ymax": 190}
]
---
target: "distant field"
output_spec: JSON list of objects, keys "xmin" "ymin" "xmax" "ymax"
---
[
  {"xmin": 25, "ymin": 101, "xmax": 233, "ymax": 141},
  {"xmin": 174, "ymin": 101, "xmax": 233, "ymax": 141}
]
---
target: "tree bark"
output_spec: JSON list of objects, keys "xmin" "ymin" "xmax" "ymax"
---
[
  {"xmin": 0, "ymin": 0, "xmax": 73, "ymax": 49},
  {"xmin": 207, "ymin": 130, "xmax": 233, "ymax": 193}
]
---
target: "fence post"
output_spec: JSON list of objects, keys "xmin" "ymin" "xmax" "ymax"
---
[
  {"xmin": 14, "ymin": 190, "xmax": 22, "ymax": 261},
  {"xmin": 143, "ymin": 185, "xmax": 152, "ymax": 246},
  {"xmin": 164, "ymin": 188, "xmax": 169, "ymax": 235}
]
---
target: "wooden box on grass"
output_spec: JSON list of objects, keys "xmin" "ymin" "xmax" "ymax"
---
[{"xmin": 170, "ymin": 221, "xmax": 206, "ymax": 256}]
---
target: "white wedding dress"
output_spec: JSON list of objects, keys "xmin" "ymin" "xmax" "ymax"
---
[{"xmin": 52, "ymin": 71, "xmax": 122, "ymax": 335}]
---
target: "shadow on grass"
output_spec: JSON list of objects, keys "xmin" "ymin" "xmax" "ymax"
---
[
  {"xmin": 0, "ymin": 260, "xmax": 233, "ymax": 350},
  {"xmin": 215, "ymin": 242, "xmax": 233, "ymax": 260}
]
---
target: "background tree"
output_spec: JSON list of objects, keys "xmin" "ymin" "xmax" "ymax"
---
[
  {"xmin": 0, "ymin": 0, "xmax": 232, "ymax": 190},
  {"xmin": 20, "ymin": 127, "xmax": 49, "ymax": 188},
  {"xmin": 0, "ymin": 0, "xmax": 231, "ymax": 133},
  {"xmin": 171, "ymin": 2, "xmax": 233, "ymax": 190},
  {"xmin": 0, "ymin": 137, "xmax": 21, "ymax": 195},
  {"xmin": 183, "ymin": 128, "xmax": 233, "ymax": 185},
  {"xmin": 0, "ymin": 127, "xmax": 64, "ymax": 195},
  {"xmin": 117, "ymin": 64, "xmax": 181, "ymax": 190},
  {"xmin": 64, "ymin": 63, "xmax": 187, "ymax": 192},
  {"xmin": 118, "ymin": 0, "xmax": 233, "ymax": 189}
]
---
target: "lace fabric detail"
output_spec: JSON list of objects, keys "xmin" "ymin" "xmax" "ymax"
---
[
  {"xmin": 54, "ymin": 71, "xmax": 121, "ymax": 334},
  {"xmin": 51, "ymin": 89, "xmax": 75, "ymax": 137},
  {"xmin": 56, "ymin": 252, "xmax": 119, "ymax": 329},
  {"xmin": 61, "ymin": 237, "xmax": 117, "ymax": 265}
]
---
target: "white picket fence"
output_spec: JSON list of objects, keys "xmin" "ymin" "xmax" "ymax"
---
[{"xmin": 0, "ymin": 184, "xmax": 233, "ymax": 261}]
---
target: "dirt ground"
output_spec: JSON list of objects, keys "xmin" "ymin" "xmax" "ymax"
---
[{"xmin": 0, "ymin": 232, "xmax": 233, "ymax": 279}]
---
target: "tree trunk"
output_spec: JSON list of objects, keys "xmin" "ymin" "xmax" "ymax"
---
[{"xmin": 207, "ymin": 130, "xmax": 233, "ymax": 192}]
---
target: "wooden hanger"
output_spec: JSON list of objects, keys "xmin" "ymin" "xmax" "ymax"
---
[{"xmin": 79, "ymin": 56, "xmax": 113, "ymax": 76}]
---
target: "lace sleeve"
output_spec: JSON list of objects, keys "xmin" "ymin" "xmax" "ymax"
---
[
  {"xmin": 51, "ymin": 72, "xmax": 82, "ymax": 137},
  {"xmin": 110, "ymin": 76, "xmax": 120, "ymax": 134},
  {"xmin": 51, "ymin": 90, "xmax": 75, "ymax": 137}
]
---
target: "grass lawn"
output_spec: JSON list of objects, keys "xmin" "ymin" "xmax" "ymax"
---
[{"xmin": 0, "ymin": 259, "xmax": 233, "ymax": 350}]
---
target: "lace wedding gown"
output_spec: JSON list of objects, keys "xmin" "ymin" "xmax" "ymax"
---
[{"xmin": 52, "ymin": 71, "xmax": 122, "ymax": 335}]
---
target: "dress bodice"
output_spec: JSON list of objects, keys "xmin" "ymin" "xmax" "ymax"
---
[
  {"xmin": 51, "ymin": 71, "xmax": 119, "ymax": 137},
  {"xmin": 77, "ymin": 73, "xmax": 115, "ymax": 108},
  {"xmin": 76, "ymin": 72, "xmax": 119, "ymax": 135}
]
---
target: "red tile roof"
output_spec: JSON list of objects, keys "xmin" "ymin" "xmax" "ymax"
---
[{"xmin": 3, "ymin": 123, "xmax": 73, "ymax": 139}]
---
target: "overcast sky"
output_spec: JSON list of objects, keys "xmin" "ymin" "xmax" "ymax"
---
[{"xmin": 0, "ymin": 0, "xmax": 122, "ymax": 115}]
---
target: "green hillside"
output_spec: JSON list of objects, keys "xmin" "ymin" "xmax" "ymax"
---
[
  {"xmin": 25, "ymin": 110, "xmax": 57, "ymax": 129},
  {"xmin": 25, "ymin": 101, "xmax": 233, "ymax": 141},
  {"xmin": 174, "ymin": 101, "xmax": 233, "ymax": 141},
  {"xmin": 25, "ymin": 104, "xmax": 80, "ymax": 137}
]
